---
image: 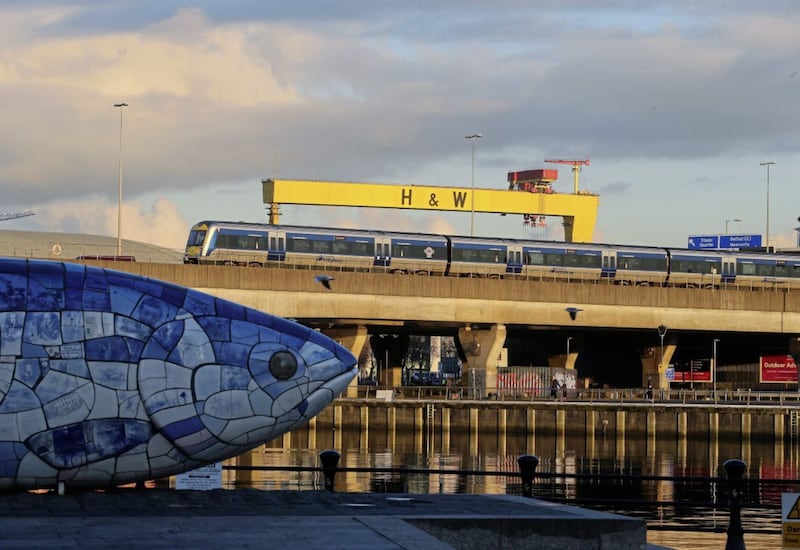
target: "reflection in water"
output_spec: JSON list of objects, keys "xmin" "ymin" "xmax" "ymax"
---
[{"xmin": 221, "ymin": 426, "xmax": 787, "ymax": 549}]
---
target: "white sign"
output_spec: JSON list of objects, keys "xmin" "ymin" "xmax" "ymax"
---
[
  {"xmin": 782, "ymin": 493, "xmax": 800, "ymax": 548},
  {"xmin": 175, "ymin": 463, "xmax": 223, "ymax": 491}
]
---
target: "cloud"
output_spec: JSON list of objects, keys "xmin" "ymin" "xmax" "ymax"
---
[{"xmin": 29, "ymin": 196, "xmax": 188, "ymax": 250}]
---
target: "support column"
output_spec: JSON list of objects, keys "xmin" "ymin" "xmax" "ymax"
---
[
  {"xmin": 323, "ymin": 325, "xmax": 368, "ymax": 398},
  {"xmin": 369, "ymin": 333, "xmax": 409, "ymax": 388},
  {"xmin": 442, "ymin": 408, "xmax": 451, "ymax": 454},
  {"xmin": 457, "ymin": 324, "xmax": 507, "ymax": 398}
]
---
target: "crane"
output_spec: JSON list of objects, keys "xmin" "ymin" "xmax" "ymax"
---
[
  {"xmin": 0, "ymin": 210, "xmax": 34, "ymax": 222},
  {"xmin": 544, "ymin": 158, "xmax": 590, "ymax": 194}
]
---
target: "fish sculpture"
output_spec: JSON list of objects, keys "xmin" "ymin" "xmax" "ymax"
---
[{"xmin": 0, "ymin": 258, "xmax": 358, "ymax": 491}]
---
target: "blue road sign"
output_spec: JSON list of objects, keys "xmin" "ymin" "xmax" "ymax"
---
[
  {"xmin": 719, "ymin": 234, "xmax": 762, "ymax": 249},
  {"xmin": 688, "ymin": 234, "xmax": 763, "ymax": 250},
  {"xmin": 687, "ymin": 235, "xmax": 719, "ymax": 249}
]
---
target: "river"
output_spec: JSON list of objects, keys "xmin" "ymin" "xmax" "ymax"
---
[{"xmin": 200, "ymin": 424, "xmax": 793, "ymax": 549}]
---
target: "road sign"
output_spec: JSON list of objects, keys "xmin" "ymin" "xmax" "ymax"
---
[
  {"xmin": 783, "ymin": 493, "xmax": 800, "ymax": 548},
  {"xmin": 665, "ymin": 367, "xmax": 675, "ymax": 381},
  {"xmin": 687, "ymin": 235, "xmax": 719, "ymax": 249},
  {"xmin": 688, "ymin": 234, "xmax": 763, "ymax": 250},
  {"xmin": 719, "ymin": 234, "xmax": 762, "ymax": 249}
]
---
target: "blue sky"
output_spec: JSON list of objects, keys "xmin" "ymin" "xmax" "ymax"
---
[{"xmin": 2, "ymin": 1, "xmax": 799, "ymax": 250}]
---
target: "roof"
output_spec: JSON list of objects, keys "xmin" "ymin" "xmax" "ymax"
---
[{"xmin": 0, "ymin": 229, "xmax": 183, "ymax": 263}]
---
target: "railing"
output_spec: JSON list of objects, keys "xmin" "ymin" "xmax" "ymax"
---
[
  {"xmin": 358, "ymin": 384, "xmax": 800, "ymax": 406},
  {"xmin": 224, "ymin": 453, "xmax": 781, "ymax": 545}
]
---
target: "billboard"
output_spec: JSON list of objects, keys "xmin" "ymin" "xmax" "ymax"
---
[
  {"xmin": 672, "ymin": 359, "xmax": 711, "ymax": 383},
  {"xmin": 760, "ymin": 354, "xmax": 797, "ymax": 383}
]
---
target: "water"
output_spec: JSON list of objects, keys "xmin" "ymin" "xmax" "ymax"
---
[{"xmin": 215, "ymin": 427, "xmax": 791, "ymax": 549}]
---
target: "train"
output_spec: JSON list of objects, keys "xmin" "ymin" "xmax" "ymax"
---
[{"xmin": 184, "ymin": 220, "xmax": 800, "ymax": 289}]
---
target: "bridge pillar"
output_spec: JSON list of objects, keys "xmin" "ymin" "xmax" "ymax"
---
[
  {"xmin": 369, "ymin": 334, "xmax": 409, "ymax": 388},
  {"xmin": 652, "ymin": 335, "xmax": 677, "ymax": 390},
  {"xmin": 457, "ymin": 324, "xmax": 507, "ymax": 398},
  {"xmin": 322, "ymin": 326, "xmax": 368, "ymax": 397}
]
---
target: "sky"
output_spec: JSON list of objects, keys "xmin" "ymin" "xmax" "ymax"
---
[{"xmin": 1, "ymin": 1, "xmax": 799, "ymax": 251}]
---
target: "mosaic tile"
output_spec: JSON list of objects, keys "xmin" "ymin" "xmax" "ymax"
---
[{"xmin": 0, "ymin": 258, "xmax": 357, "ymax": 490}]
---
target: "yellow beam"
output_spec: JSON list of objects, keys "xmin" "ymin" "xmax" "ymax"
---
[{"xmin": 262, "ymin": 179, "xmax": 599, "ymax": 242}]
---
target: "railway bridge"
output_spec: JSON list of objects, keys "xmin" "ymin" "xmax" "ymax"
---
[{"xmin": 77, "ymin": 260, "xmax": 800, "ymax": 397}]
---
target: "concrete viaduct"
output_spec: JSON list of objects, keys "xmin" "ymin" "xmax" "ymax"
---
[{"xmin": 77, "ymin": 261, "xmax": 800, "ymax": 396}]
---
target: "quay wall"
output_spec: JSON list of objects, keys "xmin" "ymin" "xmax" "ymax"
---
[{"xmin": 307, "ymin": 399, "xmax": 792, "ymax": 442}]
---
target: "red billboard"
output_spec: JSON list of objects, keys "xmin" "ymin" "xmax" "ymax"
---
[
  {"xmin": 672, "ymin": 359, "xmax": 712, "ymax": 383},
  {"xmin": 759, "ymin": 354, "xmax": 797, "ymax": 383}
]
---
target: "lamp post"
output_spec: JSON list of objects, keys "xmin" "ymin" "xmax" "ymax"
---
[
  {"xmin": 657, "ymin": 324, "xmax": 668, "ymax": 383},
  {"xmin": 724, "ymin": 218, "xmax": 741, "ymax": 234},
  {"xmin": 465, "ymin": 133, "xmax": 481, "ymax": 236},
  {"xmin": 566, "ymin": 336, "xmax": 573, "ymax": 367},
  {"xmin": 760, "ymin": 161, "xmax": 776, "ymax": 251},
  {"xmin": 713, "ymin": 338, "xmax": 720, "ymax": 401},
  {"xmin": 114, "ymin": 102, "xmax": 128, "ymax": 258}
]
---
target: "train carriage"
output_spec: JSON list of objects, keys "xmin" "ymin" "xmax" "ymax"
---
[
  {"xmin": 666, "ymin": 250, "xmax": 726, "ymax": 287},
  {"xmin": 519, "ymin": 243, "xmax": 605, "ymax": 282},
  {"xmin": 381, "ymin": 235, "xmax": 449, "ymax": 275},
  {"xmin": 733, "ymin": 253, "xmax": 800, "ymax": 288},
  {"xmin": 184, "ymin": 221, "xmax": 275, "ymax": 266},
  {"xmin": 185, "ymin": 220, "xmax": 800, "ymax": 291},
  {"xmin": 447, "ymin": 237, "xmax": 513, "ymax": 278},
  {"xmin": 613, "ymin": 247, "xmax": 670, "ymax": 286}
]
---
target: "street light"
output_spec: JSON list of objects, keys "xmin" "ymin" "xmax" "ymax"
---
[
  {"xmin": 566, "ymin": 336, "xmax": 573, "ymax": 367},
  {"xmin": 465, "ymin": 133, "xmax": 482, "ymax": 236},
  {"xmin": 724, "ymin": 218, "xmax": 741, "ymax": 234},
  {"xmin": 114, "ymin": 102, "xmax": 129, "ymax": 258},
  {"xmin": 657, "ymin": 325, "xmax": 667, "ymax": 366},
  {"xmin": 760, "ymin": 161, "xmax": 776, "ymax": 251},
  {"xmin": 713, "ymin": 338, "xmax": 720, "ymax": 400}
]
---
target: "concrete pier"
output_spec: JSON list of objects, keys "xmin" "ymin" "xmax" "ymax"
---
[{"xmin": 0, "ymin": 489, "xmax": 648, "ymax": 549}]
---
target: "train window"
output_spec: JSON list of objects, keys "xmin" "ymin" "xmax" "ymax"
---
[
  {"xmin": 526, "ymin": 252, "xmax": 545, "ymax": 265},
  {"xmin": 331, "ymin": 240, "xmax": 372, "ymax": 256},
  {"xmin": 738, "ymin": 263, "xmax": 756, "ymax": 276},
  {"xmin": 187, "ymin": 230, "xmax": 206, "ymax": 246},
  {"xmin": 756, "ymin": 263, "xmax": 773, "ymax": 277},
  {"xmin": 215, "ymin": 232, "xmax": 266, "ymax": 251},
  {"xmin": 394, "ymin": 242, "xmax": 445, "ymax": 260},
  {"xmin": 672, "ymin": 259, "xmax": 720, "ymax": 274},
  {"xmin": 453, "ymin": 246, "xmax": 506, "ymax": 264},
  {"xmin": 287, "ymin": 237, "xmax": 312, "ymax": 252}
]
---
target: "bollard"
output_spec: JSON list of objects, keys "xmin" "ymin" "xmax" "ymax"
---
[
  {"xmin": 517, "ymin": 454, "xmax": 539, "ymax": 498},
  {"xmin": 319, "ymin": 449, "xmax": 341, "ymax": 492},
  {"xmin": 723, "ymin": 458, "xmax": 746, "ymax": 550}
]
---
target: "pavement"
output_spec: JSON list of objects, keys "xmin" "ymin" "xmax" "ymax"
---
[{"xmin": 0, "ymin": 488, "xmax": 661, "ymax": 549}]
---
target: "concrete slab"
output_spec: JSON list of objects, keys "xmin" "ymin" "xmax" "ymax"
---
[{"xmin": 0, "ymin": 489, "xmax": 649, "ymax": 549}]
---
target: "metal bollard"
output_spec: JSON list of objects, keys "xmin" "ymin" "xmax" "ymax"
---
[
  {"xmin": 319, "ymin": 449, "xmax": 341, "ymax": 492},
  {"xmin": 517, "ymin": 454, "xmax": 539, "ymax": 498},
  {"xmin": 723, "ymin": 458, "xmax": 746, "ymax": 550}
]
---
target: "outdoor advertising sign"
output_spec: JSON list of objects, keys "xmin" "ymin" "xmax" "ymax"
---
[
  {"xmin": 760, "ymin": 354, "xmax": 797, "ymax": 383},
  {"xmin": 672, "ymin": 359, "xmax": 711, "ymax": 383}
]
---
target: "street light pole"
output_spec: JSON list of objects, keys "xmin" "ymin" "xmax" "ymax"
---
[
  {"xmin": 657, "ymin": 324, "xmax": 668, "ymax": 383},
  {"xmin": 465, "ymin": 133, "xmax": 481, "ymax": 237},
  {"xmin": 760, "ymin": 161, "xmax": 776, "ymax": 251},
  {"xmin": 114, "ymin": 102, "xmax": 128, "ymax": 258},
  {"xmin": 566, "ymin": 336, "xmax": 573, "ymax": 367},
  {"xmin": 724, "ymin": 218, "xmax": 741, "ymax": 234},
  {"xmin": 713, "ymin": 338, "xmax": 720, "ymax": 401}
]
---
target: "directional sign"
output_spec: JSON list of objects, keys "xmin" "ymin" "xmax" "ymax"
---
[
  {"xmin": 687, "ymin": 235, "xmax": 719, "ymax": 249},
  {"xmin": 720, "ymin": 234, "xmax": 762, "ymax": 249},
  {"xmin": 688, "ymin": 234, "xmax": 763, "ymax": 250}
]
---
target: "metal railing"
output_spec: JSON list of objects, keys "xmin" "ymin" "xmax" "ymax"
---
[{"xmin": 357, "ymin": 384, "xmax": 800, "ymax": 406}]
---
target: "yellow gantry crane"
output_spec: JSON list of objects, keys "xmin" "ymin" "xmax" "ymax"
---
[
  {"xmin": 544, "ymin": 158, "xmax": 590, "ymax": 194},
  {"xmin": 262, "ymin": 178, "xmax": 599, "ymax": 243}
]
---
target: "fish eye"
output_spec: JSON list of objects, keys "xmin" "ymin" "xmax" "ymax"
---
[{"xmin": 269, "ymin": 350, "xmax": 297, "ymax": 380}]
